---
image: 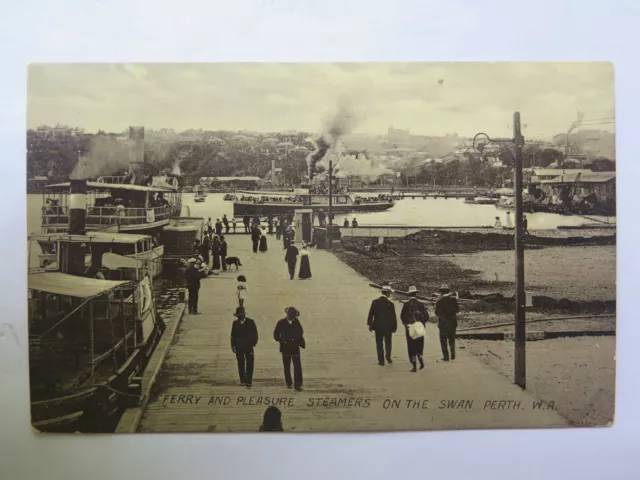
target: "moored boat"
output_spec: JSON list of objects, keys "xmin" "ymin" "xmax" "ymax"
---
[
  {"xmin": 233, "ymin": 188, "xmax": 394, "ymax": 216},
  {"xmin": 42, "ymin": 178, "xmax": 181, "ymax": 235},
  {"xmin": 28, "ymin": 182, "xmax": 165, "ymax": 432}
]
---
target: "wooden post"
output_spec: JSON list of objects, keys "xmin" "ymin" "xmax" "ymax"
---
[
  {"xmin": 513, "ymin": 112, "xmax": 526, "ymax": 390},
  {"xmin": 89, "ymin": 302, "xmax": 95, "ymax": 384},
  {"xmin": 327, "ymin": 160, "xmax": 333, "ymax": 250}
]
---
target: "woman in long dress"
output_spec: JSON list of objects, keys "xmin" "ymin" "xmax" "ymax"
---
[
  {"xmin": 400, "ymin": 287, "xmax": 429, "ymax": 372},
  {"xmin": 298, "ymin": 243, "xmax": 312, "ymax": 279},
  {"xmin": 259, "ymin": 229, "xmax": 268, "ymax": 253}
]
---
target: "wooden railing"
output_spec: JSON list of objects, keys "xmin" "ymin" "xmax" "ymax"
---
[{"xmin": 42, "ymin": 205, "xmax": 172, "ymax": 229}]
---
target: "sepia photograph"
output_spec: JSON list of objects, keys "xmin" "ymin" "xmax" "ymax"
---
[{"xmin": 26, "ymin": 62, "xmax": 616, "ymax": 434}]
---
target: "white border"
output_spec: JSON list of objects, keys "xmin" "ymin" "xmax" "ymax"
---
[{"xmin": 2, "ymin": 0, "xmax": 639, "ymax": 478}]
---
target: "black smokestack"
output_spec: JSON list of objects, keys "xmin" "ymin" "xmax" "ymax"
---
[
  {"xmin": 69, "ymin": 179, "xmax": 87, "ymax": 235},
  {"xmin": 64, "ymin": 178, "xmax": 88, "ymax": 276}
]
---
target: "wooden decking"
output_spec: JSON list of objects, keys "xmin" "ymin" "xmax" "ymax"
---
[{"xmin": 138, "ymin": 234, "xmax": 568, "ymax": 433}]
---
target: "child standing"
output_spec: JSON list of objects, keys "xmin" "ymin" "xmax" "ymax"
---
[{"xmin": 237, "ymin": 275, "xmax": 247, "ymax": 307}]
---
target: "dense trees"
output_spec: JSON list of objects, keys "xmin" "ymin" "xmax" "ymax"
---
[{"xmin": 26, "ymin": 129, "xmax": 614, "ymax": 188}]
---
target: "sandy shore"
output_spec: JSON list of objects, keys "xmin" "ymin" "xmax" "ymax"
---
[
  {"xmin": 461, "ymin": 337, "xmax": 615, "ymax": 426},
  {"xmin": 448, "ymin": 245, "xmax": 616, "ymax": 300}
]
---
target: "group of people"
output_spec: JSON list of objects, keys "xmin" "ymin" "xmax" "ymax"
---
[
  {"xmin": 230, "ymin": 306, "xmax": 306, "ymax": 391},
  {"xmin": 196, "ymin": 232, "xmax": 229, "ymax": 271},
  {"xmin": 284, "ymin": 240, "xmax": 312, "ymax": 280},
  {"xmin": 367, "ymin": 284, "xmax": 460, "ymax": 369},
  {"xmin": 494, "ymin": 212, "xmax": 529, "ymax": 234},
  {"xmin": 205, "ymin": 216, "xmax": 232, "ymax": 236}
]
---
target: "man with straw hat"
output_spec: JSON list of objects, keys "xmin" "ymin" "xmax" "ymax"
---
[
  {"xmin": 230, "ymin": 306, "xmax": 258, "ymax": 388},
  {"xmin": 367, "ymin": 284, "xmax": 398, "ymax": 366},
  {"xmin": 273, "ymin": 307, "xmax": 305, "ymax": 391},
  {"xmin": 435, "ymin": 285, "xmax": 459, "ymax": 361},
  {"xmin": 400, "ymin": 286, "xmax": 429, "ymax": 371}
]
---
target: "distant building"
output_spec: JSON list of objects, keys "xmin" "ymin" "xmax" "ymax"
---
[{"xmin": 533, "ymin": 172, "xmax": 615, "ymax": 211}]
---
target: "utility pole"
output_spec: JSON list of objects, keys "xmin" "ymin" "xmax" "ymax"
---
[
  {"xmin": 472, "ymin": 112, "xmax": 526, "ymax": 390},
  {"xmin": 513, "ymin": 112, "xmax": 526, "ymax": 390},
  {"xmin": 327, "ymin": 159, "xmax": 333, "ymax": 250}
]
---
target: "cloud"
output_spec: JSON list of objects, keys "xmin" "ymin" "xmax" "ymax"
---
[{"xmin": 27, "ymin": 63, "xmax": 615, "ymax": 138}]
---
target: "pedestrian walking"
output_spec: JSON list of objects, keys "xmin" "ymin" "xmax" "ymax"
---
[
  {"xmin": 259, "ymin": 406, "xmax": 283, "ymax": 432},
  {"xmin": 275, "ymin": 217, "xmax": 281, "ymax": 240},
  {"xmin": 205, "ymin": 218, "xmax": 213, "ymax": 236},
  {"xmin": 523, "ymin": 214, "xmax": 529, "ymax": 235},
  {"xmin": 201, "ymin": 233, "xmax": 211, "ymax": 266},
  {"xmin": 274, "ymin": 307, "xmax": 305, "ymax": 391},
  {"xmin": 505, "ymin": 211, "xmax": 513, "ymax": 229},
  {"xmin": 231, "ymin": 306, "xmax": 258, "ymax": 388},
  {"xmin": 298, "ymin": 242, "xmax": 312, "ymax": 279},
  {"xmin": 223, "ymin": 214, "xmax": 230, "ymax": 233},
  {"xmin": 259, "ymin": 228, "xmax": 268, "ymax": 253},
  {"xmin": 220, "ymin": 235, "xmax": 228, "ymax": 271},
  {"xmin": 435, "ymin": 285, "xmax": 459, "ymax": 361},
  {"xmin": 185, "ymin": 258, "xmax": 208, "ymax": 314},
  {"xmin": 400, "ymin": 286, "xmax": 429, "ymax": 372},
  {"xmin": 367, "ymin": 285, "xmax": 397, "ymax": 366},
  {"xmin": 284, "ymin": 240, "xmax": 299, "ymax": 280},
  {"xmin": 211, "ymin": 235, "xmax": 222, "ymax": 270},
  {"xmin": 215, "ymin": 218, "xmax": 223, "ymax": 236},
  {"xmin": 243, "ymin": 215, "xmax": 251, "ymax": 234},
  {"xmin": 251, "ymin": 226, "xmax": 261, "ymax": 253}
]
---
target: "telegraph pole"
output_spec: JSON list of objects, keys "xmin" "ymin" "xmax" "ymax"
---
[
  {"xmin": 513, "ymin": 112, "xmax": 526, "ymax": 390},
  {"xmin": 472, "ymin": 111, "xmax": 526, "ymax": 390},
  {"xmin": 327, "ymin": 159, "xmax": 333, "ymax": 250}
]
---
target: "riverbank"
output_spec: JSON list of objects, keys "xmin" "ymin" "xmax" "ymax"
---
[
  {"xmin": 461, "ymin": 337, "xmax": 615, "ymax": 426},
  {"xmin": 334, "ymin": 230, "xmax": 616, "ymax": 318}
]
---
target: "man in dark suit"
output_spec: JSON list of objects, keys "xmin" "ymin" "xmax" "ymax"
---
[
  {"xmin": 251, "ymin": 226, "xmax": 261, "ymax": 253},
  {"xmin": 274, "ymin": 307, "xmax": 305, "ymax": 391},
  {"xmin": 284, "ymin": 240, "xmax": 299, "ymax": 280},
  {"xmin": 185, "ymin": 258, "xmax": 208, "ymax": 314},
  {"xmin": 435, "ymin": 285, "xmax": 459, "ymax": 361},
  {"xmin": 230, "ymin": 306, "xmax": 258, "ymax": 388},
  {"xmin": 367, "ymin": 285, "xmax": 398, "ymax": 366}
]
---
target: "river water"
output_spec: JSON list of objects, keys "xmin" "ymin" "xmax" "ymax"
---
[{"xmin": 26, "ymin": 193, "xmax": 614, "ymax": 321}]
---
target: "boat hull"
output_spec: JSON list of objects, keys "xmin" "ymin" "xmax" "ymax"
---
[
  {"xmin": 30, "ymin": 310, "xmax": 163, "ymax": 433},
  {"xmin": 233, "ymin": 201, "xmax": 394, "ymax": 216}
]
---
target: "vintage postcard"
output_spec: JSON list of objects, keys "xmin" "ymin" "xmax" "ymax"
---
[{"xmin": 26, "ymin": 63, "xmax": 615, "ymax": 433}]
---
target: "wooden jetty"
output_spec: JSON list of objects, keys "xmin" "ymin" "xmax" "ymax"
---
[{"xmin": 137, "ymin": 234, "xmax": 568, "ymax": 433}]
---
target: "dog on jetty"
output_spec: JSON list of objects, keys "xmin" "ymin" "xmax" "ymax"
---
[{"xmin": 225, "ymin": 257, "xmax": 243, "ymax": 270}]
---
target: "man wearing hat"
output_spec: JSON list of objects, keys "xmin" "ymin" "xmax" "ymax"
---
[
  {"xmin": 367, "ymin": 285, "xmax": 398, "ymax": 366},
  {"xmin": 400, "ymin": 286, "xmax": 429, "ymax": 371},
  {"xmin": 435, "ymin": 285, "xmax": 460, "ymax": 361},
  {"xmin": 284, "ymin": 239, "xmax": 299, "ymax": 280},
  {"xmin": 185, "ymin": 258, "xmax": 208, "ymax": 314},
  {"xmin": 230, "ymin": 306, "xmax": 259, "ymax": 388},
  {"xmin": 273, "ymin": 307, "xmax": 305, "ymax": 391}
]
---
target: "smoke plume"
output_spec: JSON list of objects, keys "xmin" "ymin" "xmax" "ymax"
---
[
  {"xmin": 71, "ymin": 136, "xmax": 130, "ymax": 180},
  {"xmin": 306, "ymin": 103, "xmax": 357, "ymax": 180}
]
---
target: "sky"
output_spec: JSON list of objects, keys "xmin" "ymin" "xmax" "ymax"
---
[{"xmin": 27, "ymin": 63, "xmax": 615, "ymax": 139}]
